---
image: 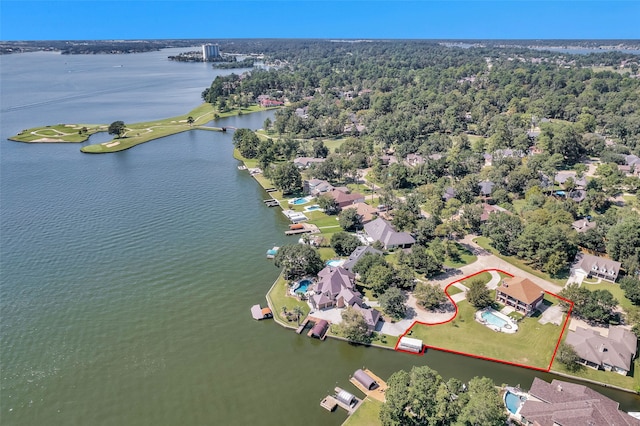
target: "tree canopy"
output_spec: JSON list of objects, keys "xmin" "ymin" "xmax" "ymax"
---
[
  {"xmin": 273, "ymin": 244, "xmax": 324, "ymax": 281},
  {"xmin": 108, "ymin": 121, "xmax": 126, "ymax": 138}
]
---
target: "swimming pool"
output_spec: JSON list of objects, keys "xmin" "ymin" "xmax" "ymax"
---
[
  {"xmin": 289, "ymin": 197, "xmax": 311, "ymax": 205},
  {"xmin": 477, "ymin": 308, "xmax": 518, "ymax": 333},
  {"xmin": 326, "ymin": 259, "xmax": 346, "ymax": 267},
  {"xmin": 482, "ymin": 310, "xmax": 509, "ymax": 328},
  {"xmin": 304, "ymin": 204, "xmax": 323, "ymax": 212},
  {"xmin": 504, "ymin": 391, "xmax": 525, "ymax": 414},
  {"xmin": 294, "ymin": 279, "xmax": 312, "ymax": 294}
]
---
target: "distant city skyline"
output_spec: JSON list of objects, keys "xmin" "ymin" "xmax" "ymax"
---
[{"xmin": 1, "ymin": 1, "xmax": 639, "ymax": 41}]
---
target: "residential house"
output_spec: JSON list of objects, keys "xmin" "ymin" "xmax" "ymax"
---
[
  {"xmin": 326, "ymin": 188, "xmax": 365, "ymax": 208},
  {"xmin": 363, "ymin": 218, "xmax": 415, "ymax": 250},
  {"xmin": 479, "ymin": 203, "xmax": 510, "ymax": 222},
  {"xmin": 352, "ymin": 303, "xmax": 381, "ymax": 332},
  {"xmin": 495, "ymin": 277, "xmax": 545, "ymax": 315},
  {"xmin": 304, "ymin": 179, "xmax": 335, "ymax": 196},
  {"xmin": 478, "ymin": 180, "xmax": 495, "ymax": 197},
  {"xmin": 555, "ymin": 170, "xmax": 587, "ymax": 188},
  {"xmin": 341, "ymin": 202, "xmax": 378, "ymax": 224},
  {"xmin": 571, "ymin": 218, "xmax": 596, "ymax": 233},
  {"xmin": 571, "ymin": 252, "xmax": 622, "ymax": 283},
  {"xmin": 519, "ymin": 377, "xmax": 640, "ymax": 426},
  {"xmin": 294, "ymin": 157, "xmax": 326, "ymax": 169},
  {"xmin": 259, "ymin": 98, "xmax": 284, "ymax": 107},
  {"xmin": 403, "ymin": 153, "xmax": 426, "ymax": 167},
  {"xmin": 443, "ymin": 187, "xmax": 457, "ymax": 201},
  {"xmin": 625, "ymin": 154, "xmax": 640, "ymax": 168},
  {"xmin": 565, "ymin": 326, "xmax": 637, "ymax": 375},
  {"xmin": 342, "ymin": 246, "xmax": 383, "ymax": 272},
  {"xmin": 310, "ymin": 266, "xmax": 361, "ymax": 310}
]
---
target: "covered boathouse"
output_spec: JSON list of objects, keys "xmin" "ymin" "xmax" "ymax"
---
[{"xmin": 353, "ymin": 369, "xmax": 379, "ymax": 390}]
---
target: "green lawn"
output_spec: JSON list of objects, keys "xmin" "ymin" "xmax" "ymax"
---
[
  {"xmin": 266, "ymin": 274, "xmax": 311, "ymax": 326},
  {"xmin": 460, "ymin": 271, "xmax": 492, "ymax": 286},
  {"xmin": 443, "ymin": 243, "xmax": 477, "ymax": 268},
  {"xmin": 473, "ymin": 236, "xmax": 567, "ymax": 286},
  {"xmin": 447, "ymin": 286, "xmax": 463, "ymax": 296},
  {"xmin": 322, "ymin": 137, "xmax": 347, "ymax": 153},
  {"xmin": 10, "ymin": 123, "xmax": 106, "ymax": 143},
  {"xmin": 342, "ymin": 398, "xmax": 383, "ymax": 426},
  {"xmin": 551, "ymin": 357, "xmax": 640, "ymax": 392},
  {"xmin": 582, "ymin": 282, "xmax": 634, "ymax": 312},
  {"xmin": 410, "ymin": 299, "xmax": 565, "ymax": 369}
]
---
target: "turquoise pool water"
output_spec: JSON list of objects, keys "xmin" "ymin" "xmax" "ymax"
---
[
  {"xmin": 304, "ymin": 205, "xmax": 322, "ymax": 211},
  {"xmin": 481, "ymin": 310, "xmax": 509, "ymax": 328},
  {"xmin": 326, "ymin": 259, "xmax": 345, "ymax": 267},
  {"xmin": 295, "ymin": 279, "xmax": 312, "ymax": 294},
  {"xmin": 504, "ymin": 391, "xmax": 525, "ymax": 414},
  {"xmin": 291, "ymin": 197, "xmax": 310, "ymax": 205}
]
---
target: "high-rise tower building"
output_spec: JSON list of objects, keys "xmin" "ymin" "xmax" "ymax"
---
[{"xmin": 202, "ymin": 44, "xmax": 220, "ymax": 61}]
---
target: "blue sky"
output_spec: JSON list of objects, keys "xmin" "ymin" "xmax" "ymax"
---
[{"xmin": 1, "ymin": 1, "xmax": 639, "ymax": 40}]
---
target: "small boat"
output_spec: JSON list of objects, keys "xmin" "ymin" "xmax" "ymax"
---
[{"xmin": 266, "ymin": 246, "xmax": 279, "ymax": 259}]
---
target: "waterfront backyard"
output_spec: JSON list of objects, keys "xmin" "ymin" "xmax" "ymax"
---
[{"xmin": 408, "ymin": 296, "xmax": 568, "ymax": 370}]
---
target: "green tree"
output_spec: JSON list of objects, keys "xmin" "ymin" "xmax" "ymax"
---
[
  {"xmin": 378, "ymin": 287, "xmax": 407, "ymax": 320},
  {"xmin": 317, "ymin": 194, "xmax": 341, "ymax": 215},
  {"xmin": 414, "ymin": 282, "xmax": 447, "ymax": 311},
  {"xmin": 606, "ymin": 216, "xmax": 640, "ymax": 274},
  {"xmin": 273, "ymin": 244, "xmax": 324, "ymax": 281},
  {"xmin": 340, "ymin": 307, "xmax": 372, "ymax": 344},
  {"xmin": 466, "ymin": 278, "xmax": 492, "ymax": 309},
  {"xmin": 620, "ymin": 276, "xmax": 640, "ymax": 306},
  {"xmin": 330, "ymin": 231, "xmax": 360, "ymax": 256},
  {"xmin": 232, "ymin": 128, "xmax": 261, "ymax": 158},
  {"xmin": 556, "ymin": 342, "xmax": 582, "ymax": 372},
  {"xmin": 409, "ymin": 246, "xmax": 443, "ymax": 276},
  {"xmin": 338, "ymin": 207, "xmax": 363, "ymax": 231},
  {"xmin": 263, "ymin": 117, "xmax": 272, "ymax": 132},
  {"xmin": 353, "ymin": 252, "xmax": 388, "ymax": 281},
  {"xmin": 187, "ymin": 116, "xmax": 194, "ymax": 126},
  {"xmin": 108, "ymin": 120, "xmax": 126, "ymax": 138},
  {"xmin": 367, "ymin": 264, "xmax": 395, "ymax": 295},
  {"xmin": 457, "ymin": 377, "xmax": 507, "ymax": 426},
  {"xmin": 270, "ymin": 162, "xmax": 302, "ymax": 194},
  {"xmin": 312, "ymin": 140, "xmax": 329, "ymax": 158},
  {"xmin": 481, "ymin": 213, "xmax": 523, "ymax": 255}
]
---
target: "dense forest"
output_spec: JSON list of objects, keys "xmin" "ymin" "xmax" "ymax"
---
[{"xmin": 219, "ymin": 40, "xmax": 640, "ymax": 306}]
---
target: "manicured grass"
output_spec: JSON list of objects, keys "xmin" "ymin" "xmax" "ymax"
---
[
  {"xmin": 473, "ymin": 236, "xmax": 567, "ymax": 286},
  {"xmin": 443, "ymin": 243, "xmax": 477, "ymax": 268},
  {"xmin": 318, "ymin": 247, "xmax": 337, "ymax": 261},
  {"xmin": 460, "ymin": 271, "xmax": 492, "ymax": 286},
  {"xmin": 447, "ymin": 286, "xmax": 463, "ymax": 296},
  {"xmin": 322, "ymin": 137, "xmax": 347, "ymax": 153},
  {"xmin": 342, "ymin": 398, "xmax": 383, "ymax": 426},
  {"xmin": 582, "ymin": 282, "xmax": 634, "ymax": 312},
  {"xmin": 10, "ymin": 123, "xmax": 106, "ymax": 143},
  {"xmin": 266, "ymin": 274, "xmax": 311, "ymax": 326},
  {"xmin": 410, "ymin": 299, "xmax": 565, "ymax": 369},
  {"xmin": 551, "ymin": 358, "xmax": 640, "ymax": 392}
]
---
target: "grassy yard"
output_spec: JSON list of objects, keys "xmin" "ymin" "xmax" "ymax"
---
[
  {"xmin": 266, "ymin": 274, "xmax": 311, "ymax": 326},
  {"xmin": 342, "ymin": 398, "xmax": 383, "ymax": 426},
  {"xmin": 551, "ymin": 358, "xmax": 640, "ymax": 392},
  {"xmin": 447, "ymin": 286, "xmax": 463, "ymax": 296},
  {"xmin": 409, "ymin": 299, "xmax": 565, "ymax": 369},
  {"xmin": 582, "ymin": 282, "xmax": 634, "ymax": 312},
  {"xmin": 10, "ymin": 123, "xmax": 107, "ymax": 143},
  {"xmin": 322, "ymin": 136, "xmax": 347, "ymax": 153},
  {"xmin": 460, "ymin": 271, "xmax": 492, "ymax": 286},
  {"xmin": 443, "ymin": 243, "xmax": 477, "ymax": 268},
  {"xmin": 473, "ymin": 236, "xmax": 568, "ymax": 286}
]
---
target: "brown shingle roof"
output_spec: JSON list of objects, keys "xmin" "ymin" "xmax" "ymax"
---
[{"xmin": 497, "ymin": 277, "xmax": 545, "ymax": 305}]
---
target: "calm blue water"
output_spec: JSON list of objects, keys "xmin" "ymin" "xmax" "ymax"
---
[
  {"xmin": 2, "ymin": 48, "xmax": 639, "ymax": 425},
  {"xmin": 291, "ymin": 197, "xmax": 310, "ymax": 205},
  {"xmin": 295, "ymin": 280, "xmax": 312, "ymax": 294}
]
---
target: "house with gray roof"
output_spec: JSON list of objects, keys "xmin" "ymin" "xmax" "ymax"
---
[
  {"xmin": 625, "ymin": 154, "xmax": 640, "ymax": 167},
  {"xmin": 571, "ymin": 252, "xmax": 622, "ymax": 283},
  {"xmin": 352, "ymin": 304, "xmax": 381, "ymax": 332},
  {"xmin": 519, "ymin": 377, "xmax": 639, "ymax": 426},
  {"xmin": 342, "ymin": 246, "xmax": 383, "ymax": 272},
  {"xmin": 478, "ymin": 180, "xmax": 495, "ymax": 197},
  {"xmin": 304, "ymin": 178, "xmax": 334, "ymax": 195},
  {"xmin": 565, "ymin": 326, "xmax": 637, "ymax": 376},
  {"xmin": 311, "ymin": 266, "xmax": 360, "ymax": 310},
  {"xmin": 571, "ymin": 218, "xmax": 596, "ymax": 233},
  {"xmin": 363, "ymin": 218, "xmax": 415, "ymax": 250},
  {"xmin": 294, "ymin": 157, "xmax": 326, "ymax": 169}
]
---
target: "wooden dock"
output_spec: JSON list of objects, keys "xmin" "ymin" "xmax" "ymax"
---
[
  {"xmin": 296, "ymin": 318, "xmax": 309, "ymax": 334},
  {"xmin": 284, "ymin": 223, "xmax": 320, "ymax": 235},
  {"xmin": 349, "ymin": 369, "xmax": 388, "ymax": 402},
  {"xmin": 320, "ymin": 395, "xmax": 338, "ymax": 412}
]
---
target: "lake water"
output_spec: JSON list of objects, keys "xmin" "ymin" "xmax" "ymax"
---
[{"xmin": 1, "ymin": 48, "xmax": 638, "ymax": 425}]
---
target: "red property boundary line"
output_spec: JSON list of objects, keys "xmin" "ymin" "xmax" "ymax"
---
[{"xmin": 394, "ymin": 268, "xmax": 574, "ymax": 373}]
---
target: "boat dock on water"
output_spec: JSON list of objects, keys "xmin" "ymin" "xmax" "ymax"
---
[{"xmin": 250, "ymin": 304, "xmax": 273, "ymax": 320}]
